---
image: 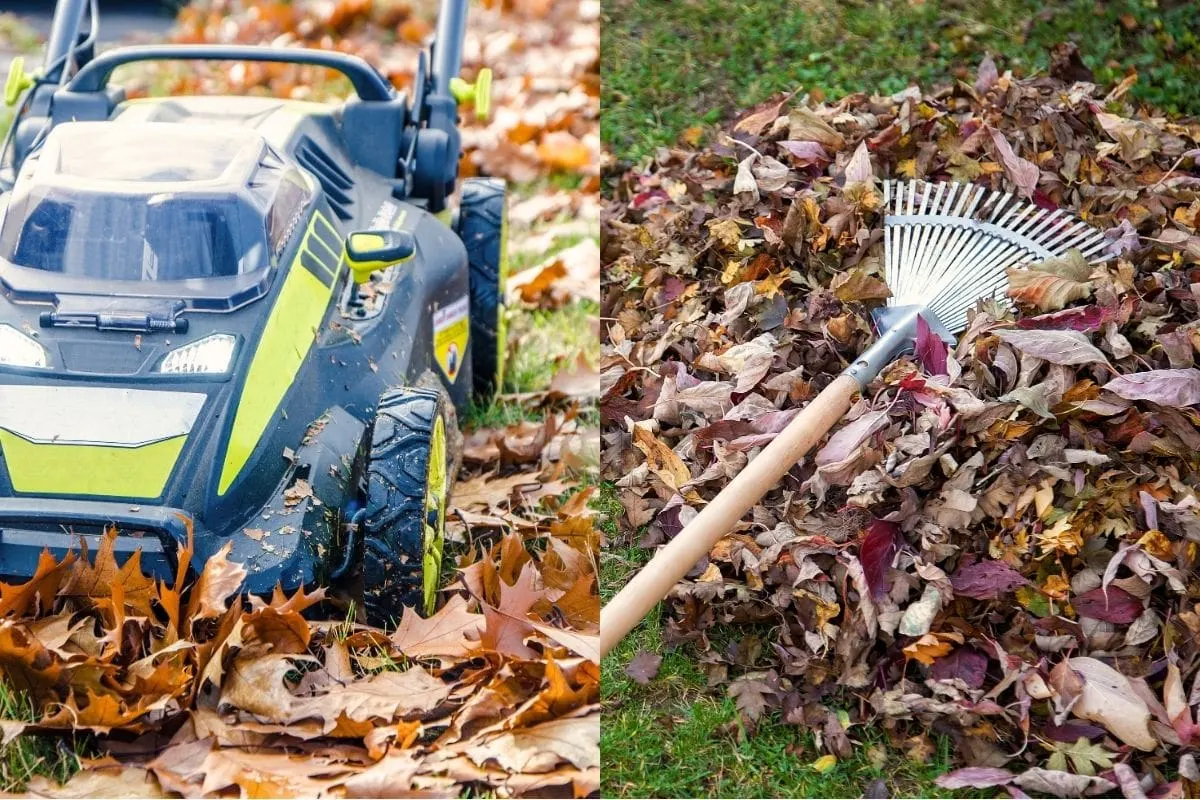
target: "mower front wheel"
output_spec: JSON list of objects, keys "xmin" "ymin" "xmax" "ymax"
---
[
  {"xmin": 360, "ymin": 387, "xmax": 451, "ymax": 625},
  {"xmin": 457, "ymin": 177, "xmax": 509, "ymax": 399}
]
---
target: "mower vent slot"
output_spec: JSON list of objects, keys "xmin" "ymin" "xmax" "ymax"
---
[{"xmin": 296, "ymin": 137, "xmax": 355, "ymax": 221}]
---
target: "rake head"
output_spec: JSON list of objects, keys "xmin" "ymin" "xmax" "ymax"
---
[
  {"xmin": 880, "ymin": 179, "xmax": 1113, "ymax": 336},
  {"xmin": 842, "ymin": 180, "xmax": 1114, "ymax": 388}
]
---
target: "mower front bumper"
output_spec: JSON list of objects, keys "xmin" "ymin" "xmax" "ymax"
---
[
  {"xmin": 0, "ymin": 498, "xmax": 186, "ymax": 580},
  {"xmin": 0, "ymin": 495, "xmax": 331, "ymax": 593},
  {"xmin": 0, "ymin": 406, "xmax": 365, "ymax": 595}
]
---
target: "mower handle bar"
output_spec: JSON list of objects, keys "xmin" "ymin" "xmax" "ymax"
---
[{"xmin": 64, "ymin": 45, "xmax": 395, "ymax": 102}]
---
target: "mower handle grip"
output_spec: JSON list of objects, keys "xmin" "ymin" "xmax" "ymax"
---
[{"xmin": 65, "ymin": 45, "xmax": 395, "ymax": 102}]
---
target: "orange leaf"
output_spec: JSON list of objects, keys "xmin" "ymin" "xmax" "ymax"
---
[
  {"xmin": 0, "ymin": 549, "xmax": 76, "ymax": 618},
  {"xmin": 536, "ymin": 131, "xmax": 591, "ymax": 172},
  {"xmin": 390, "ymin": 594, "xmax": 484, "ymax": 660}
]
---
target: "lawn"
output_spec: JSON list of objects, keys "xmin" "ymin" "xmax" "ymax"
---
[
  {"xmin": 602, "ymin": 0, "xmax": 1200, "ymax": 161},
  {"xmin": 599, "ymin": 1, "xmax": 1199, "ymax": 797}
]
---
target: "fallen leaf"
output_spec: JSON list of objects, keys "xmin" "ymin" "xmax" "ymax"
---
[
  {"xmin": 950, "ymin": 560, "xmax": 1028, "ymax": 599},
  {"xmin": 936, "ymin": 767, "xmax": 1014, "ymax": 790},
  {"xmin": 994, "ymin": 329, "xmax": 1109, "ymax": 366},
  {"xmin": 1072, "ymin": 585, "xmax": 1143, "ymax": 623},
  {"xmin": 624, "ymin": 650, "xmax": 662, "ymax": 685},
  {"xmin": 988, "ymin": 128, "xmax": 1039, "ymax": 197},
  {"xmin": 1007, "ymin": 250, "xmax": 1095, "ymax": 311},
  {"xmin": 1066, "ymin": 656, "xmax": 1156, "ymax": 750},
  {"xmin": 1103, "ymin": 368, "xmax": 1200, "ymax": 408}
]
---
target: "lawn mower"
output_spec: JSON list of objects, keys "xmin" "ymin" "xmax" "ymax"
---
[{"xmin": 0, "ymin": 0, "xmax": 508, "ymax": 623}]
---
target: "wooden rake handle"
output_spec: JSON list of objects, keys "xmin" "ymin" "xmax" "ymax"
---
[{"xmin": 600, "ymin": 373, "xmax": 861, "ymax": 658}]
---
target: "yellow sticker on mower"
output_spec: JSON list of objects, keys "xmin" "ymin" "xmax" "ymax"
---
[{"xmin": 433, "ymin": 296, "xmax": 469, "ymax": 383}]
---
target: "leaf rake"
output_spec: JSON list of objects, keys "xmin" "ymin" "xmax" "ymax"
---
[{"xmin": 601, "ymin": 179, "xmax": 1119, "ymax": 658}]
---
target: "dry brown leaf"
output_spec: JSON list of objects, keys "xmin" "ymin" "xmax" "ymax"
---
[
  {"xmin": 184, "ymin": 541, "xmax": 247, "ymax": 623},
  {"xmin": 631, "ymin": 422, "xmax": 690, "ymax": 491}
]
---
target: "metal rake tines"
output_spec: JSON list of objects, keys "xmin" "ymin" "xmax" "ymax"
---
[{"xmin": 881, "ymin": 180, "xmax": 1112, "ymax": 333}]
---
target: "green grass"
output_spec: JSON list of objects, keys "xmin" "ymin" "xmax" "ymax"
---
[
  {"xmin": 0, "ymin": 683, "xmax": 84, "ymax": 793},
  {"xmin": 602, "ymin": 0, "xmax": 1200, "ymax": 160},
  {"xmin": 464, "ymin": 297, "xmax": 599, "ymax": 429}
]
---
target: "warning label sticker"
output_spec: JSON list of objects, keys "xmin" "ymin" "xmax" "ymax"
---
[{"xmin": 433, "ymin": 296, "xmax": 469, "ymax": 383}]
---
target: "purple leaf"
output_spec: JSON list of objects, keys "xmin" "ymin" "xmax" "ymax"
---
[
  {"xmin": 936, "ymin": 767, "xmax": 1015, "ymax": 790},
  {"xmin": 950, "ymin": 560, "xmax": 1029, "ymax": 600},
  {"xmin": 1015, "ymin": 305, "xmax": 1115, "ymax": 333},
  {"xmin": 625, "ymin": 650, "xmax": 663, "ymax": 685},
  {"xmin": 994, "ymin": 329, "xmax": 1109, "ymax": 366},
  {"xmin": 1103, "ymin": 368, "xmax": 1200, "ymax": 408},
  {"xmin": 915, "ymin": 315, "xmax": 948, "ymax": 376},
  {"xmin": 777, "ymin": 140, "xmax": 829, "ymax": 166},
  {"xmin": 1104, "ymin": 218, "xmax": 1141, "ymax": 257},
  {"xmin": 1072, "ymin": 586, "xmax": 1143, "ymax": 623},
  {"xmin": 930, "ymin": 646, "xmax": 989, "ymax": 688},
  {"xmin": 1041, "ymin": 719, "xmax": 1107, "ymax": 743},
  {"xmin": 860, "ymin": 520, "xmax": 902, "ymax": 600},
  {"xmin": 988, "ymin": 128, "xmax": 1039, "ymax": 197},
  {"xmin": 814, "ymin": 410, "xmax": 890, "ymax": 467}
]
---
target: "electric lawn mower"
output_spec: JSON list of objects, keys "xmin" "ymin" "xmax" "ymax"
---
[{"xmin": 0, "ymin": 0, "xmax": 508, "ymax": 623}]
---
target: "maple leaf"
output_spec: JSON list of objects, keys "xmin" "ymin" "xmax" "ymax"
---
[
  {"xmin": 903, "ymin": 633, "xmax": 961, "ymax": 666},
  {"xmin": 59, "ymin": 529, "xmax": 157, "ymax": 618},
  {"xmin": 706, "ymin": 218, "xmax": 744, "ymax": 250},
  {"xmin": 624, "ymin": 650, "xmax": 662, "ymax": 685},
  {"xmin": 1037, "ymin": 517, "xmax": 1085, "ymax": 556},
  {"xmin": 0, "ymin": 550, "xmax": 76, "ymax": 619},
  {"xmin": 1044, "ymin": 736, "xmax": 1115, "ymax": 776},
  {"xmin": 727, "ymin": 674, "xmax": 774, "ymax": 721}
]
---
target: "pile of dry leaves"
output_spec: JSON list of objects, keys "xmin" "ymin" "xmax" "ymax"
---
[
  {"xmin": 0, "ymin": 504, "xmax": 597, "ymax": 796},
  {"xmin": 601, "ymin": 56, "xmax": 1200, "ymax": 796}
]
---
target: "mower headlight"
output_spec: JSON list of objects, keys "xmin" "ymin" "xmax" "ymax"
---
[
  {"xmin": 157, "ymin": 334, "xmax": 237, "ymax": 375},
  {"xmin": 0, "ymin": 324, "xmax": 49, "ymax": 369}
]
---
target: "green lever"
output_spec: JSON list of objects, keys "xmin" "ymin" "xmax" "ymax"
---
[
  {"xmin": 449, "ymin": 67, "xmax": 492, "ymax": 121},
  {"xmin": 4, "ymin": 57, "xmax": 35, "ymax": 107}
]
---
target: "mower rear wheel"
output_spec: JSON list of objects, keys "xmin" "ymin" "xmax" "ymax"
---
[
  {"xmin": 360, "ymin": 387, "xmax": 451, "ymax": 625},
  {"xmin": 458, "ymin": 177, "xmax": 509, "ymax": 398}
]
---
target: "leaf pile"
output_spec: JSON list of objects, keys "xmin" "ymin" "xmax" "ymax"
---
[
  {"xmin": 159, "ymin": 0, "xmax": 599, "ymax": 186},
  {"xmin": 0, "ymin": 479, "xmax": 598, "ymax": 797},
  {"xmin": 601, "ymin": 58, "xmax": 1200, "ymax": 795}
]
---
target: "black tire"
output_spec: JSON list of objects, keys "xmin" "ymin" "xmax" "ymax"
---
[
  {"xmin": 360, "ymin": 387, "xmax": 451, "ymax": 626},
  {"xmin": 457, "ymin": 177, "xmax": 508, "ymax": 398}
]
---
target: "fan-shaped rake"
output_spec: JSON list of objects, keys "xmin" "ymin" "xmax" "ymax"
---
[{"xmin": 601, "ymin": 179, "xmax": 1118, "ymax": 657}]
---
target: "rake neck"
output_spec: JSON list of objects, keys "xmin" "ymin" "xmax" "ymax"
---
[{"xmin": 841, "ymin": 305, "xmax": 954, "ymax": 389}]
